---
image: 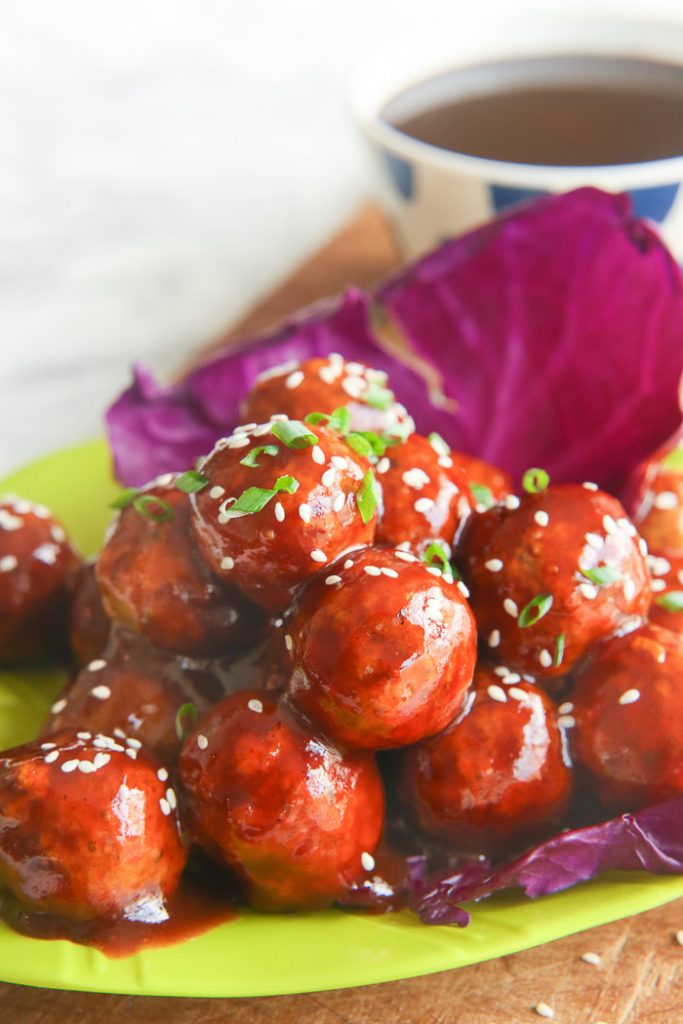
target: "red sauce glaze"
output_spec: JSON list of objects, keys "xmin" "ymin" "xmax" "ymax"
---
[
  {"xmin": 0, "ymin": 497, "xmax": 80, "ymax": 665},
  {"xmin": 571, "ymin": 622, "xmax": 683, "ymax": 813},
  {"xmin": 67, "ymin": 559, "xmax": 111, "ymax": 666},
  {"xmin": 457, "ymin": 485, "xmax": 651, "ymax": 678},
  {"xmin": 632, "ymin": 462, "xmax": 683, "ymax": 556},
  {"xmin": 42, "ymin": 629, "xmax": 238, "ymax": 765},
  {"xmin": 375, "ymin": 434, "xmax": 473, "ymax": 554},
  {"xmin": 0, "ymin": 730, "xmax": 186, "ymax": 923},
  {"xmin": 452, "ymin": 451, "xmax": 512, "ymax": 506},
  {"xmin": 646, "ymin": 551, "xmax": 683, "ymax": 635},
  {"xmin": 239, "ymin": 355, "xmax": 415, "ymax": 436},
  {"xmin": 179, "ymin": 691, "xmax": 385, "ymax": 911},
  {"xmin": 399, "ymin": 666, "xmax": 572, "ymax": 855},
  {"xmin": 97, "ymin": 481, "xmax": 262, "ymax": 657},
  {"xmin": 191, "ymin": 421, "xmax": 376, "ymax": 611},
  {"xmin": 287, "ymin": 547, "xmax": 477, "ymax": 749}
]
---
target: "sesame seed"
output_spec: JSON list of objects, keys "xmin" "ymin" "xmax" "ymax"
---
[
  {"xmin": 274, "ymin": 501, "xmax": 285, "ymax": 522},
  {"xmin": 51, "ymin": 525, "xmax": 66, "ymax": 543},
  {"xmin": 0, "ymin": 555, "xmax": 17, "ymax": 573},
  {"xmin": 13, "ymin": 499, "xmax": 32, "ymax": 514},
  {"xmin": 618, "ymin": 517, "xmax": 637, "ymax": 537},
  {"xmin": 558, "ymin": 702, "xmax": 574, "ymax": 715},
  {"xmin": 651, "ymin": 579, "xmax": 667, "ymax": 593},
  {"xmin": 342, "ymin": 376, "xmax": 366, "ymax": 399},
  {"xmin": 414, "ymin": 497, "xmax": 435, "ymax": 513},
  {"xmin": 158, "ymin": 768, "xmax": 169, "ymax": 782},
  {"xmin": 585, "ymin": 532, "xmax": 603, "ymax": 549},
  {"xmin": 579, "ymin": 582, "xmax": 598, "ymax": 600},
  {"xmin": 494, "ymin": 665, "xmax": 511, "ymax": 676},
  {"xmin": 346, "ymin": 361, "xmax": 364, "ymax": 375},
  {"xmin": 196, "ymin": 733, "xmax": 209, "ymax": 750},
  {"xmin": 343, "ymin": 559, "xmax": 354, "ymax": 569},
  {"xmin": 582, "ymin": 481, "xmax": 598, "ymax": 491},
  {"xmin": 285, "ymin": 370, "xmax": 304, "ymax": 390},
  {"xmin": 87, "ymin": 659, "xmax": 106, "ymax": 672},
  {"xmin": 380, "ymin": 567, "xmax": 398, "ymax": 579},
  {"xmin": 395, "ymin": 550, "xmax": 417, "ymax": 562},
  {"xmin": 319, "ymin": 365, "xmax": 339, "ymax": 385},
  {"xmin": 426, "ymin": 566, "xmax": 442, "ymax": 577},
  {"xmin": 221, "ymin": 556, "xmax": 235, "ymax": 570},
  {"xmin": 376, "ymin": 457, "xmax": 390, "ymax": 475},
  {"xmin": 247, "ymin": 699, "xmax": 264, "ymax": 713},
  {"xmin": 285, "ymin": 634, "xmax": 293, "ymax": 651},
  {"xmin": 253, "ymin": 423, "xmax": 273, "ymax": 437},
  {"xmin": 209, "ymin": 485, "xmax": 225, "ymax": 499},
  {"xmin": 311, "ymin": 446, "xmax": 325, "ymax": 465},
  {"xmin": 488, "ymin": 629, "xmax": 501, "ymax": 647},
  {"xmin": 333, "ymin": 493, "xmax": 345, "ymax": 513},
  {"xmin": 41, "ymin": 742, "xmax": 56, "ymax": 750},
  {"xmin": 654, "ymin": 490, "xmax": 679, "ymax": 510},
  {"xmin": 502, "ymin": 672, "xmax": 522, "ymax": 685},
  {"xmin": 93, "ymin": 753, "xmax": 110, "ymax": 770},
  {"xmin": 78, "ymin": 760, "xmax": 96, "ymax": 774},
  {"xmin": 488, "ymin": 684, "xmax": 507, "ymax": 703},
  {"xmin": 503, "ymin": 598, "xmax": 518, "ymax": 617},
  {"xmin": 226, "ymin": 435, "xmax": 250, "ymax": 449},
  {"xmin": 402, "ymin": 468, "xmax": 430, "ymax": 490},
  {"xmin": 269, "ymin": 413, "xmax": 289, "ymax": 422},
  {"xmin": 539, "ymin": 649, "xmax": 553, "ymax": 668},
  {"xmin": 438, "ymin": 455, "xmax": 453, "ymax": 469},
  {"xmin": 61, "ymin": 759, "xmax": 79, "ymax": 774},
  {"xmin": 159, "ymin": 798, "xmax": 172, "ymax": 817},
  {"xmin": 504, "ymin": 495, "xmax": 521, "ymax": 510},
  {"xmin": 44, "ymin": 750, "xmax": 59, "ymax": 764},
  {"xmin": 602, "ymin": 514, "xmax": 618, "ymax": 534},
  {"xmin": 299, "ymin": 503, "xmax": 312, "ymax": 523},
  {"xmin": 457, "ymin": 580, "xmax": 470, "ymax": 598},
  {"xmin": 581, "ymin": 951, "xmax": 601, "ymax": 966},
  {"xmin": 76, "ymin": 731, "xmax": 92, "ymax": 740},
  {"xmin": 648, "ymin": 555, "xmax": 671, "ymax": 576},
  {"xmin": 0, "ymin": 509, "xmax": 23, "ymax": 531},
  {"xmin": 113, "ymin": 728, "xmax": 126, "ymax": 739},
  {"xmin": 619, "ymin": 688, "xmax": 640, "ymax": 705},
  {"xmin": 675, "ymin": 930, "xmax": 683, "ymax": 946},
  {"xmin": 534, "ymin": 510, "xmax": 549, "ymax": 527},
  {"xmin": 33, "ymin": 504, "xmax": 50, "ymax": 519},
  {"xmin": 164, "ymin": 788, "xmax": 177, "ymax": 811},
  {"xmin": 508, "ymin": 687, "xmax": 527, "ymax": 701},
  {"xmin": 485, "ymin": 558, "xmax": 503, "ymax": 572},
  {"xmin": 51, "ymin": 698, "xmax": 67, "ymax": 714},
  {"xmin": 624, "ymin": 579, "xmax": 636, "ymax": 601},
  {"xmin": 558, "ymin": 715, "xmax": 576, "ymax": 729},
  {"xmin": 126, "ymin": 737, "xmax": 142, "ymax": 750},
  {"xmin": 331, "ymin": 456, "xmax": 347, "ymax": 470},
  {"xmin": 639, "ymin": 537, "xmax": 649, "ymax": 556},
  {"xmin": 125, "ymin": 748, "xmax": 138, "ymax": 760},
  {"xmin": 534, "ymin": 1003, "xmax": 555, "ymax": 1019},
  {"xmin": 310, "ymin": 549, "xmax": 327, "ymax": 563},
  {"xmin": 325, "ymin": 574, "xmax": 342, "ymax": 585},
  {"xmin": 361, "ymin": 851, "xmax": 376, "ymax": 871},
  {"xmin": 396, "ymin": 541, "xmax": 411, "ymax": 550},
  {"xmin": 364, "ymin": 565, "xmax": 382, "ymax": 576},
  {"xmin": 322, "ymin": 469, "xmax": 336, "ymax": 488},
  {"xmin": 91, "ymin": 685, "xmax": 111, "ymax": 700}
]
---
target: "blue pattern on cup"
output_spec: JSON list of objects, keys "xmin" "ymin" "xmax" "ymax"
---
[
  {"xmin": 490, "ymin": 185, "xmax": 549, "ymax": 212},
  {"xmin": 382, "ymin": 151, "xmax": 415, "ymax": 200},
  {"xmin": 628, "ymin": 183, "xmax": 680, "ymax": 223}
]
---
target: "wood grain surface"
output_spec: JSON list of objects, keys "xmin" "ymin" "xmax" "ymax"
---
[{"xmin": 1, "ymin": 205, "xmax": 682, "ymax": 1023}]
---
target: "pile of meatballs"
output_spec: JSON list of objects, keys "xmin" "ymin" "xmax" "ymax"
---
[{"xmin": 1, "ymin": 352, "xmax": 682, "ymax": 942}]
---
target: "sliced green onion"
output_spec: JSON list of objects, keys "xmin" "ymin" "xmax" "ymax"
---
[
  {"xmin": 273, "ymin": 475, "xmax": 299, "ymax": 494},
  {"xmin": 132, "ymin": 494, "xmax": 174, "ymax": 522},
  {"xmin": 470, "ymin": 482, "xmax": 495, "ymax": 509},
  {"xmin": 229, "ymin": 486, "xmax": 279, "ymax": 515},
  {"xmin": 110, "ymin": 488, "xmax": 138, "ymax": 510},
  {"xmin": 345, "ymin": 433, "xmax": 376, "ymax": 460},
  {"xmin": 356, "ymin": 470, "xmax": 380, "ymax": 524},
  {"xmin": 553, "ymin": 632, "xmax": 566, "ymax": 668},
  {"xmin": 364, "ymin": 380, "xmax": 395, "ymax": 410},
  {"xmin": 518, "ymin": 592, "xmax": 554, "ymax": 628},
  {"xmin": 328, "ymin": 406, "xmax": 352, "ymax": 435},
  {"xmin": 662, "ymin": 448, "xmax": 683, "ymax": 472},
  {"xmin": 240, "ymin": 445, "xmax": 279, "ymax": 468},
  {"xmin": 175, "ymin": 702, "xmax": 198, "ymax": 742},
  {"xmin": 654, "ymin": 590, "xmax": 683, "ymax": 612},
  {"xmin": 581, "ymin": 565, "xmax": 622, "ymax": 586},
  {"xmin": 522, "ymin": 467, "xmax": 550, "ymax": 494},
  {"xmin": 304, "ymin": 412, "xmax": 328, "ymax": 426},
  {"xmin": 423, "ymin": 542, "xmax": 451, "ymax": 575},
  {"xmin": 428, "ymin": 432, "xmax": 450, "ymax": 457},
  {"xmin": 176, "ymin": 470, "xmax": 209, "ymax": 493},
  {"xmin": 270, "ymin": 420, "xmax": 318, "ymax": 449}
]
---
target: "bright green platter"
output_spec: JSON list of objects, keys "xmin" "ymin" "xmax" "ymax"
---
[{"xmin": 0, "ymin": 439, "xmax": 682, "ymax": 997}]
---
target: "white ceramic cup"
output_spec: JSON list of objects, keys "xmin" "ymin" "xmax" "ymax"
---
[{"xmin": 349, "ymin": 10, "xmax": 683, "ymax": 259}]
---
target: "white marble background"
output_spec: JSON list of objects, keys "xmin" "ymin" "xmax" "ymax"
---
[{"xmin": 0, "ymin": 0, "xmax": 680, "ymax": 476}]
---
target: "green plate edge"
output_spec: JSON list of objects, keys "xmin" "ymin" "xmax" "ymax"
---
[{"xmin": 0, "ymin": 438, "xmax": 682, "ymax": 998}]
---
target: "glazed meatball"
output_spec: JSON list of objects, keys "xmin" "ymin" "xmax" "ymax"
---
[
  {"xmin": 400, "ymin": 667, "xmax": 572, "ymax": 855},
  {"xmin": 632, "ymin": 463, "xmax": 683, "ymax": 555},
  {"xmin": 240, "ymin": 355, "xmax": 414, "ymax": 437},
  {"xmin": 571, "ymin": 623, "xmax": 683, "ymax": 812},
  {"xmin": 458, "ymin": 484, "xmax": 651, "ymax": 678},
  {"xmin": 191, "ymin": 421, "xmax": 377, "ymax": 611},
  {"xmin": 375, "ymin": 434, "xmax": 472, "ymax": 554},
  {"xmin": 179, "ymin": 691, "xmax": 384, "ymax": 911},
  {"xmin": 0, "ymin": 495, "xmax": 79, "ymax": 665},
  {"xmin": 43, "ymin": 629, "xmax": 231, "ymax": 765},
  {"xmin": 0, "ymin": 730, "xmax": 186, "ymax": 923},
  {"xmin": 67, "ymin": 560, "xmax": 110, "ymax": 666},
  {"xmin": 97, "ymin": 479, "xmax": 262, "ymax": 657},
  {"xmin": 287, "ymin": 547, "xmax": 477, "ymax": 749},
  {"xmin": 647, "ymin": 552, "xmax": 683, "ymax": 634},
  {"xmin": 452, "ymin": 451, "xmax": 513, "ymax": 508}
]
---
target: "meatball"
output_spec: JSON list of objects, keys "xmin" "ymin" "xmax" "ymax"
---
[
  {"xmin": 191, "ymin": 421, "xmax": 377, "ymax": 611},
  {"xmin": 571, "ymin": 623, "xmax": 683, "ymax": 812},
  {"xmin": 178, "ymin": 691, "xmax": 384, "ymax": 911},
  {"xmin": 458, "ymin": 484, "xmax": 651, "ymax": 678},
  {"xmin": 648, "ymin": 552, "xmax": 683, "ymax": 634},
  {"xmin": 42, "ymin": 629, "xmax": 232, "ymax": 765},
  {"xmin": 375, "ymin": 434, "xmax": 472, "ymax": 554},
  {"xmin": 97, "ymin": 478, "xmax": 262, "ymax": 657},
  {"xmin": 0, "ymin": 495, "xmax": 79, "ymax": 664},
  {"xmin": 0, "ymin": 730, "xmax": 186, "ymax": 923},
  {"xmin": 400, "ymin": 667, "xmax": 572, "ymax": 855},
  {"xmin": 240, "ymin": 355, "xmax": 414, "ymax": 437},
  {"xmin": 287, "ymin": 547, "xmax": 477, "ymax": 749},
  {"xmin": 452, "ymin": 451, "xmax": 513, "ymax": 508},
  {"xmin": 67, "ymin": 560, "xmax": 111, "ymax": 666},
  {"xmin": 632, "ymin": 463, "xmax": 683, "ymax": 556}
]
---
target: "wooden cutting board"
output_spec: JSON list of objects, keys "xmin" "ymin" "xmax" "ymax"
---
[{"xmin": 2, "ymin": 206, "xmax": 683, "ymax": 1024}]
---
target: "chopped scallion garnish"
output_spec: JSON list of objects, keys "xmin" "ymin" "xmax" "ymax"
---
[
  {"xmin": 356, "ymin": 470, "xmax": 380, "ymax": 524},
  {"xmin": 654, "ymin": 590, "xmax": 683, "ymax": 612},
  {"xmin": 581, "ymin": 565, "xmax": 622, "ymax": 586},
  {"xmin": 423, "ymin": 542, "xmax": 451, "ymax": 575},
  {"xmin": 270, "ymin": 420, "xmax": 318, "ymax": 449},
  {"xmin": 522, "ymin": 467, "xmax": 550, "ymax": 494},
  {"xmin": 427, "ymin": 432, "xmax": 450, "ymax": 457},
  {"xmin": 110, "ymin": 488, "xmax": 138, "ymax": 510},
  {"xmin": 553, "ymin": 632, "xmax": 566, "ymax": 668},
  {"xmin": 132, "ymin": 494, "xmax": 174, "ymax": 522},
  {"xmin": 175, "ymin": 702, "xmax": 198, "ymax": 742},
  {"xmin": 240, "ymin": 445, "xmax": 279, "ymax": 468},
  {"xmin": 364, "ymin": 379, "xmax": 395, "ymax": 410},
  {"xmin": 518, "ymin": 592, "xmax": 553, "ymax": 628},
  {"xmin": 176, "ymin": 470, "xmax": 209, "ymax": 494},
  {"xmin": 470, "ymin": 482, "xmax": 495, "ymax": 509}
]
